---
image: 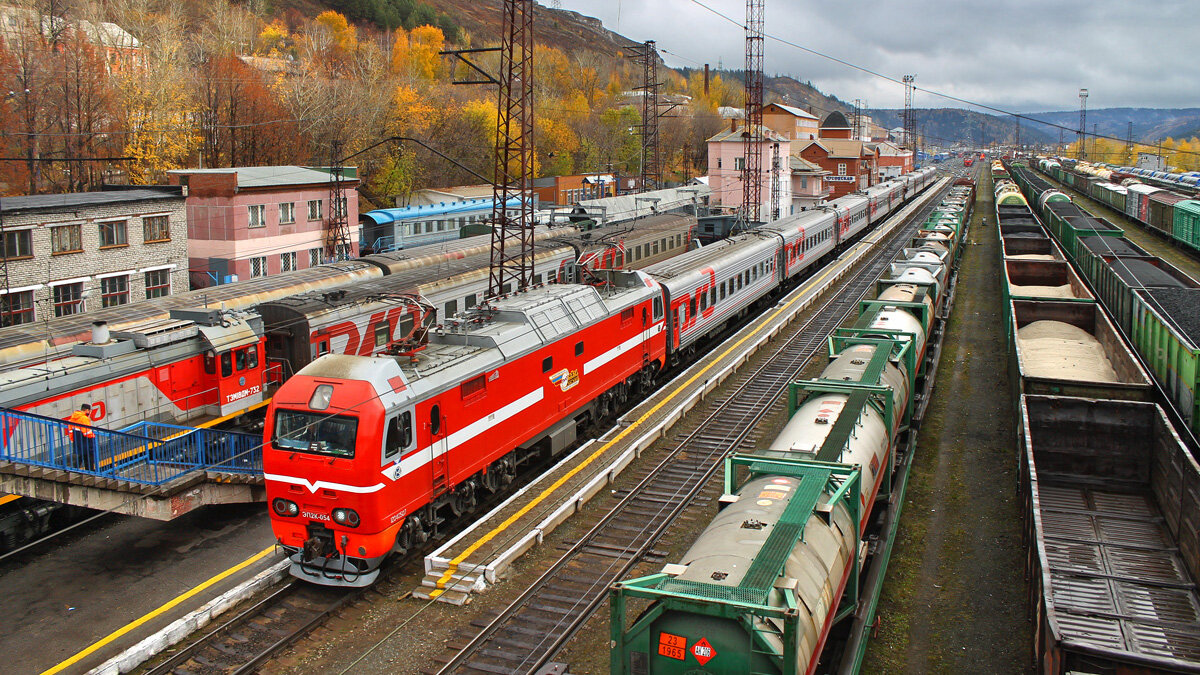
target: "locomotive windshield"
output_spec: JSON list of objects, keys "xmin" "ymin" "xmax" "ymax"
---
[{"xmin": 272, "ymin": 409, "xmax": 358, "ymax": 458}]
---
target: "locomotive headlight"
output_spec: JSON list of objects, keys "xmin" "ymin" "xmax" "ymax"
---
[
  {"xmin": 272, "ymin": 498, "xmax": 299, "ymax": 517},
  {"xmin": 332, "ymin": 508, "xmax": 360, "ymax": 528},
  {"xmin": 309, "ymin": 384, "xmax": 334, "ymax": 411}
]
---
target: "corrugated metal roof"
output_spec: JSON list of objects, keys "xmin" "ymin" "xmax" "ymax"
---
[
  {"xmin": 0, "ymin": 188, "xmax": 182, "ymax": 214},
  {"xmin": 764, "ymin": 103, "xmax": 819, "ymax": 120}
]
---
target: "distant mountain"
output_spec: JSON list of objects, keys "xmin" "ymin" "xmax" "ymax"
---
[
  {"xmin": 870, "ymin": 108, "xmax": 1055, "ymax": 147},
  {"xmin": 1019, "ymin": 108, "xmax": 1200, "ymax": 143}
]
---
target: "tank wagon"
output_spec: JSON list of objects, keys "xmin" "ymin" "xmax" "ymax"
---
[
  {"xmin": 262, "ymin": 168, "xmax": 940, "ymax": 586},
  {"xmin": 608, "ymin": 177, "xmax": 962, "ymax": 674}
]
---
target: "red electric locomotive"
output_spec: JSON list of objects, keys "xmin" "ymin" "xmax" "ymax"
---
[{"xmin": 264, "ymin": 270, "xmax": 667, "ymax": 586}]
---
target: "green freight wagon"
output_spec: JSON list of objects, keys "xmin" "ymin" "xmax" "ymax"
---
[
  {"xmin": 1132, "ymin": 287, "xmax": 1200, "ymax": 436},
  {"xmin": 1172, "ymin": 200, "xmax": 1200, "ymax": 254}
]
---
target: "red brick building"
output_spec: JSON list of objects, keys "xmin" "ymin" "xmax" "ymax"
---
[
  {"xmin": 532, "ymin": 174, "xmax": 617, "ymax": 206},
  {"xmin": 794, "ymin": 111, "xmax": 877, "ymax": 200}
]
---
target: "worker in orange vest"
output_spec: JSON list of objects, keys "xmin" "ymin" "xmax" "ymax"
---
[{"xmin": 66, "ymin": 403, "xmax": 97, "ymax": 471}]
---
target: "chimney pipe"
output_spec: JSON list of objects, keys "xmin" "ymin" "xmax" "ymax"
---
[
  {"xmin": 703, "ymin": 63, "xmax": 710, "ymax": 97},
  {"xmin": 92, "ymin": 321, "xmax": 110, "ymax": 344},
  {"xmin": 731, "ymin": 117, "xmax": 736, "ymax": 133}
]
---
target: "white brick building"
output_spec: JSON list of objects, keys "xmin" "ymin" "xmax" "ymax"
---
[{"xmin": 0, "ymin": 187, "xmax": 187, "ymax": 327}]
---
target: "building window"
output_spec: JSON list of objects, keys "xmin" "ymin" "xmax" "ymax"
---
[
  {"xmin": 144, "ymin": 269, "xmax": 170, "ymax": 298},
  {"xmin": 309, "ymin": 247, "xmax": 322, "ymax": 267},
  {"xmin": 837, "ymin": 163, "xmax": 847, "ymax": 176},
  {"xmin": 0, "ymin": 290, "xmax": 34, "ymax": 326},
  {"xmin": 278, "ymin": 202, "xmax": 295, "ymax": 224},
  {"xmin": 251, "ymin": 256, "xmax": 268, "ymax": 278},
  {"xmin": 100, "ymin": 275, "xmax": 129, "ymax": 307},
  {"xmin": 717, "ymin": 158, "xmax": 722, "ymax": 169},
  {"xmin": 248, "ymin": 204, "xmax": 266, "ymax": 228},
  {"xmin": 143, "ymin": 215, "xmax": 170, "ymax": 242},
  {"xmin": 52, "ymin": 282, "xmax": 84, "ymax": 316},
  {"xmin": 280, "ymin": 251, "xmax": 296, "ymax": 272},
  {"xmin": 734, "ymin": 157, "xmax": 745, "ymax": 171},
  {"xmin": 801, "ymin": 177, "xmax": 808, "ymax": 189},
  {"xmin": 334, "ymin": 243, "xmax": 351, "ymax": 260},
  {"xmin": 50, "ymin": 224, "xmax": 82, "ymax": 254},
  {"xmin": 1, "ymin": 229, "xmax": 32, "ymax": 259},
  {"xmin": 307, "ymin": 199, "xmax": 322, "ymax": 221},
  {"xmin": 98, "ymin": 220, "xmax": 128, "ymax": 248}
]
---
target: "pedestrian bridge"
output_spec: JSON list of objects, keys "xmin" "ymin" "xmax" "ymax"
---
[{"xmin": 0, "ymin": 407, "xmax": 265, "ymax": 519}]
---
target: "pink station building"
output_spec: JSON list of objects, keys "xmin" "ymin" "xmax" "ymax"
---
[{"xmin": 169, "ymin": 166, "xmax": 359, "ymax": 289}]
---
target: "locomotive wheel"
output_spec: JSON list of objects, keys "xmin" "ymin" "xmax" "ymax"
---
[{"xmin": 451, "ymin": 482, "xmax": 476, "ymax": 516}]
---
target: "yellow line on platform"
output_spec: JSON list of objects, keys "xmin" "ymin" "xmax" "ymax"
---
[{"xmin": 39, "ymin": 545, "xmax": 277, "ymax": 675}]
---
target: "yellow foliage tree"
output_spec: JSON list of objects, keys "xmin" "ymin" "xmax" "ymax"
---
[
  {"xmin": 314, "ymin": 11, "xmax": 357, "ymax": 54},
  {"xmin": 257, "ymin": 20, "xmax": 289, "ymax": 56},
  {"xmin": 536, "ymin": 114, "xmax": 578, "ymax": 177},
  {"xmin": 408, "ymin": 25, "xmax": 445, "ymax": 80},
  {"xmin": 392, "ymin": 84, "xmax": 440, "ymax": 136},
  {"xmin": 389, "ymin": 28, "xmax": 409, "ymax": 75}
]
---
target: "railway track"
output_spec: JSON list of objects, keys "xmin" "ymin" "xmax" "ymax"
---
[{"xmin": 432, "ymin": 186, "xmax": 951, "ymax": 675}]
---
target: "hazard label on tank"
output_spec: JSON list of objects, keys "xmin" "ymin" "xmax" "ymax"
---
[
  {"xmin": 657, "ymin": 632, "xmax": 686, "ymax": 660},
  {"xmin": 691, "ymin": 637, "xmax": 716, "ymax": 666}
]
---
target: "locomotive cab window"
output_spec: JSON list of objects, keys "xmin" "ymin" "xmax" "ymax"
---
[
  {"xmin": 221, "ymin": 352, "xmax": 233, "ymax": 377},
  {"xmin": 247, "ymin": 346, "xmax": 258, "ymax": 369},
  {"xmin": 653, "ymin": 297, "xmax": 663, "ymax": 320},
  {"xmin": 384, "ymin": 411, "xmax": 412, "ymax": 459},
  {"xmin": 203, "ymin": 353, "xmax": 216, "ymax": 374},
  {"xmin": 273, "ymin": 410, "xmax": 357, "ymax": 458}
]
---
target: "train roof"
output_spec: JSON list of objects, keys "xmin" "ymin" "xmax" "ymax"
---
[
  {"xmin": 0, "ymin": 260, "xmax": 379, "ymax": 359},
  {"xmin": 641, "ymin": 233, "xmax": 775, "ymax": 280}
]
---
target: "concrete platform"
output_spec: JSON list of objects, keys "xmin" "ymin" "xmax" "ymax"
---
[
  {"xmin": 1, "ymin": 506, "xmax": 284, "ymax": 675},
  {"xmin": 418, "ymin": 178, "xmax": 951, "ymax": 603}
]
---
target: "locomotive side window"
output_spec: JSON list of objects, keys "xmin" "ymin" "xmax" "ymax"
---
[
  {"xmin": 221, "ymin": 352, "xmax": 233, "ymax": 377},
  {"xmin": 374, "ymin": 322, "xmax": 390, "ymax": 347},
  {"xmin": 430, "ymin": 405, "xmax": 441, "ymax": 435},
  {"xmin": 575, "ymin": 341, "xmax": 584, "ymax": 356},
  {"xmin": 384, "ymin": 411, "xmax": 412, "ymax": 459},
  {"xmin": 317, "ymin": 341, "xmax": 329, "ymax": 356},
  {"xmin": 653, "ymin": 297, "xmax": 663, "ymax": 320},
  {"xmin": 247, "ymin": 346, "xmax": 258, "ymax": 369},
  {"xmin": 542, "ymin": 356, "xmax": 553, "ymax": 373},
  {"xmin": 444, "ymin": 300, "xmax": 457, "ymax": 319},
  {"xmin": 203, "ymin": 353, "xmax": 216, "ymax": 374},
  {"xmin": 462, "ymin": 375, "xmax": 486, "ymax": 401},
  {"xmin": 466, "ymin": 294, "xmax": 478, "ymax": 309},
  {"xmin": 235, "ymin": 349, "xmax": 247, "ymax": 372}
]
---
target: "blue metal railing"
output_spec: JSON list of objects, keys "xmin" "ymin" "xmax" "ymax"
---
[{"xmin": 0, "ymin": 407, "xmax": 261, "ymax": 486}]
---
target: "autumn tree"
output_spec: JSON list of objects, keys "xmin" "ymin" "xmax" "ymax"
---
[{"xmin": 198, "ymin": 55, "xmax": 298, "ymax": 167}]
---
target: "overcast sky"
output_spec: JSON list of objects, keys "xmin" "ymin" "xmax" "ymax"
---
[{"xmin": 552, "ymin": 0, "xmax": 1195, "ymax": 113}]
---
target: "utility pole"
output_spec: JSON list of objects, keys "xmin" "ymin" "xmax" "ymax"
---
[
  {"xmin": 1078, "ymin": 88, "xmax": 1088, "ymax": 160},
  {"xmin": 1058, "ymin": 129, "xmax": 1064, "ymax": 156},
  {"xmin": 851, "ymin": 99, "xmax": 862, "ymax": 141},
  {"xmin": 1014, "ymin": 115, "xmax": 1020, "ymax": 158},
  {"xmin": 324, "ymin": 141, "xmax": 350, "ymax": 261},
  {"xmin": 740, "ymin": 0, "xmax": 765, "ymax": 226},
  {"xmin": 630, "ymin": 41, "xmax": 662, "ymax": 192},
  {"xmin": 487, "ymin": 0, "xmax": 535, "ymax": 299},
  {"xmin": 1092, "ymin": 123, "xmax": 1098, "ymax": 162},
  {"xmin": 1125, "ymin": 121, "xmax": 1134, "ymax": 165},
  {"xmin": 902, "ymin": 75, "xmax": 916, "ymax": 151}
]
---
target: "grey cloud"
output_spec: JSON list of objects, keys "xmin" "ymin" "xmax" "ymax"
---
[{"xmin": 556, "ymin": 0, "xmax": 1195, "ymax": 111}]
